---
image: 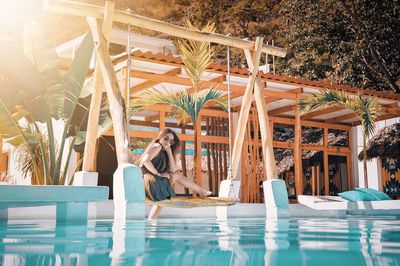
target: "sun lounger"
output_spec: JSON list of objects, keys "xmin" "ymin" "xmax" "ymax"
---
[
  {"xmin": 298, "ymin": 195, "xmax": 400, "ymax": 216},
  {"xmin": 0, "ymin": 185, "xmax": 109, "ymax": 223}
]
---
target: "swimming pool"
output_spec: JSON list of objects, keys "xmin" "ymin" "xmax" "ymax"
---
[{"xmin": 0, "ymin": 217, "xmax": 399, "ymax": 265}]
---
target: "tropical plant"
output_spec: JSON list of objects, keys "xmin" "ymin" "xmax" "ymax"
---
[
  {"xmin": 0, "ymin": 21, "xmax": 101, "ymax": 185},
  {"xmin": 297, "ymin": 89, "xmax": 381, "ymax": 188},
  {"xmin": 131, "ymin": 21, "xmax": 227, "ymax": 186}
]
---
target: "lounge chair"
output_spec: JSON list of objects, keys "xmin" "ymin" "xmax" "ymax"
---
[{"xmin": 298, "ymin": 195, "xmax": 400, "ymax": 216}]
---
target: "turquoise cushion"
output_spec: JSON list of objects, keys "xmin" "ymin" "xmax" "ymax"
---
[
  {"xmin": 355, "ymin": 188, "xmax": 391, "ymax": 201},
  {"xmin": 338, "ymin": 190, "xmax": 377, "ymax": 202}
]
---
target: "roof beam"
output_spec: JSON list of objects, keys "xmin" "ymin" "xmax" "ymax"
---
[
  {"xmin": 301, "ymin": 106, "xmax": 345, "ymax": 120},
  {"xmin": 130, "ymin": 69, "xmax": 304, "ymax": 100},
  {"xmin": 186, "ymin": 75, "xmax": 226, "ymax": 94},
  {"xmin": 45, "ymin": 0, "xmax": 286, "ymax": 57},
  {"xmin": 328, "ymin": 105, "xmax": 400, "ymax": 124},
  {"xmin": 130, "ymin": 68, "xmax": 181, "ymax": 95},
  {"xmin": 268, "ymin": 105, "xmax": 295, "ymax": 116}
]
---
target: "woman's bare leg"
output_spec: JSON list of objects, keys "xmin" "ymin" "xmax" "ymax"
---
[
  {"xmin": 148, "ymin": 205, "xmax": 162, "ymax": 220},
  {"xmin": 171, "ymin": 173, "xmax": 211, "ymax": 196}
]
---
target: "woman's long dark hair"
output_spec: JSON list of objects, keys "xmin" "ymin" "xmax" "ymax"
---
[{"xmin": 139, "ymin": 128, "xmax": 181, "ymax": 169}]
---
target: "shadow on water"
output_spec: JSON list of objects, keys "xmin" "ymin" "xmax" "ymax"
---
[{"xmin": 0, "ymin": 217, "xmax": 400, "ymax": 265}]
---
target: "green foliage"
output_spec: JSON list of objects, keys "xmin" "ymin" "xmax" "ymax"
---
[
  {"xmin": 0, "ymin": 21, "xmax": 95, "ymax": 185},
  {"xmin": 178, "ymin": 21, "xmax": 216, "ymax": 88},
  {"xmin": 133, "ymin": 88, "xmax": 227, "ymax": 125},
  {"xmin": 281, "ymin": 0, "xmax": 400, "ymax": 93}
]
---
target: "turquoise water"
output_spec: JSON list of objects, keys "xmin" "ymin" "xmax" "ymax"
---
[{"xmin": 1, "ymin": 217, "xmax": 400, "ymax": 265}]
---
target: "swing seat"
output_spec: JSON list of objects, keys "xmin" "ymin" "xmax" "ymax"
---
[{"xmin": 145, "ymin": 196, "xmax": 238, "ymax": 208}]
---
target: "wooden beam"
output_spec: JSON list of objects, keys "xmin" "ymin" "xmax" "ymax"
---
[
  {"xmin": 130, "ymin": 68, "xmax": 181, "ymax": 95},
  {"xmin": 130, "ymin": 69, "xmax": 304, "ymax": 100},
  {"xmin": 326, "ymin": 112, "xmax": 354, "ymax": 123},
  {"xmin": 87, "ymin": 17, "xmax": 133, "ymax": 164},
  {"xmin": 232, "ymin": 87, "xmax": 304, "ymax": 111},
  {"xmin": 45, "ymin": 0, "xmax": 286, "ymax": 57},
  {"xmin": 326, "ymin": 104, "xmax": 400, "ymax": 124},
  {"xmin": 186, "ymin": 75, "xmax": 226, "ymax": 94},
  {"xmin": 159, "ymin": 111, "xmax": 165, "ymax": 130},
  {"xmin": 268, "ymin": 105, "xmax": 294, "ymax": 116},
  {"xmin": 82, "ymin": 1, "xmax": 115, "ymax": 172},
  {"xmin": 231, "ymin": 38, "xmax": 264, "ymax": 179},
  {"xmin": 301, "ymin": 106, "xmax": 345, "ymax": 120},
  {"xmin": 269, "ymin": 116, "xmax": 351, "ymax": 131},
  {"xmin": 130, "ymin": 119, "xmax": 194, "ymax": 130}
]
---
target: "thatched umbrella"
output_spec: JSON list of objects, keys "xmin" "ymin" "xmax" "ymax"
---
[{"xmin": 358, "ymin": 123, "xmax": 400, "ymax": 161}]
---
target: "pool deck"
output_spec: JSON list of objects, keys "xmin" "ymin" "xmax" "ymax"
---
[{"xmin": 3, "ymin": 200, "xmax": 375, "ymax": 220}]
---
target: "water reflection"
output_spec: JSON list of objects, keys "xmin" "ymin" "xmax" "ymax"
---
[{"xmin": 0, "ymin": 217, "xmax": 399, "ymax": 265}]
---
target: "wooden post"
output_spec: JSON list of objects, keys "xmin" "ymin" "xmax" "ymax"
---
[
  {"xmin": 347, "ymin": 128, "xmax": 353, "ymax": 190},
  {"xmin": 316, "ymin": 164, "xmax": 320, "ymax": 195},
  {"xmin": 231, "ymin": 38, "xmax": 263, "ymax": 178},
  {"xmin": 87, "ymin": 17, "xmax": 133, "ymax": 165},
  {"xmin": 323, "ymin": 128, "xmax": 329, "ymax": 195},
  {"xmin": 159, "ymin": 111, "xmax": 165, "ymax": 131},
  {"xmin": 244, "ymin": 37, "xmax": 278, "ymax": 180},
  {"xmin": 82, "ymin": 1, "xmax": 115, "ymax": 172},
  {"xmin": 294, "ymin": 102, "xmax": 303, "ymax": 196},
  {"xmin": 311, "ymin": 166, "xmax": 316, "ymax": 195}
]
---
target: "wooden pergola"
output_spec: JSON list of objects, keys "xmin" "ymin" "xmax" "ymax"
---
[
  {"xmin": 102, "ymin": 49, "xmax": 400, "ymax": 199},
  {"xmin": 46, "ymin": 0, "xmax": 400, "ymax": 201}
]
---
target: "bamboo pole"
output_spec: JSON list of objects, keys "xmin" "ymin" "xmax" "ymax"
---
[
  {"xmin": 244, "ymin": 37, "xmax": 278, "ymax": 180},
  {"xmin": 231, "ymin": 38, "xmax": 263, "ymax": 178},
  {"xmin": 87, "ymin": 17, "xmax": 133, "ymax": 165},
  {"xmin": 44, "ymin": 0, "xmax": 286, "ymax": 57},
  {"xmin": 82, "ymin": 1, "xmax": 115, "ymax": 172}
]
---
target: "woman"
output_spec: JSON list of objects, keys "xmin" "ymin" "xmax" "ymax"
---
[{"xmin": 139, "ymin": 128, "xmax": 212, "ymax": 220}]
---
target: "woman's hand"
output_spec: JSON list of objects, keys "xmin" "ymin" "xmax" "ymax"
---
[
  {"xmin": 158, "ymin": 172, "xmax": 170, "ymax": 179},
  {"xmin": 161, "ymin": 142, "xmax": 172, "ymax": 152}
]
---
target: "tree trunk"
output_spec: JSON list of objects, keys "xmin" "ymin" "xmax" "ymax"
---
[
  {"xmin": 363, "ymin": 136, "xmax": 369, "ymax": 188},
  {"xmin": 193, "ymin": 129, "xmax": 198, "ymax": 196}
]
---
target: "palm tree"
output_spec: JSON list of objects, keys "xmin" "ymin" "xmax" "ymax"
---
[
  {"xmin": 297, "ymin": 89, "xmax": 380, "ymax": 188},
  {"xmin": 131, "ymin": 21, "xmax": 227, "ymax": 186}
]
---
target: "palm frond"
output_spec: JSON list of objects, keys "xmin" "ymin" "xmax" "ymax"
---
[
  {"xmin": 132, "ymin": 87, "xmax": 227, "ymax": 124},
  {"xmin": 177, "ymin": 21, "xmax": 215, "ymax": 89},
  {"xmin": 297, "ymin": 89, "xmax": 353, "ymax": 114},
  {"xmin": 298, "ymin": 88, "xmax": 381, "ymax": 140}
]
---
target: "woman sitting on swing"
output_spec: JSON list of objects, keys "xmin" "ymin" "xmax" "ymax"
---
[{"xmin": 139, "ymin": 128, "xmax": 212, "ymax": 220}]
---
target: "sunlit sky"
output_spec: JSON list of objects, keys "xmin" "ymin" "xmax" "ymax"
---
[{"xmin": 0, "ymin": 0, "xmax": 87, "ymax": 45}]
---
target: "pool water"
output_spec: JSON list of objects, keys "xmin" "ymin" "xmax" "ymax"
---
[{"xmin": 1, "ymin": 217, "xmax": 400, "ymax": 265}]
